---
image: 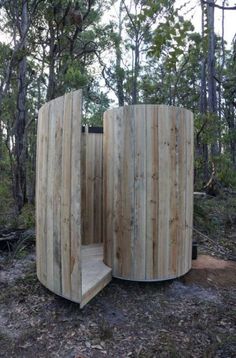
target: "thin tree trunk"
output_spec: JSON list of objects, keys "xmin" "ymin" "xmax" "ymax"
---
[
  {"xmin": 200, "ymin": 1, "xmax": 209, "ymax": 181},
  {"xmin": 218, "ymin": 0, "xmax": 226, "ymax": 154},
  {"xmin": 115, "ymin": 1, "xmax": 124, "ymax": 106},
  {"xmin": 207, "ymin": 0, "xmax": 218, "ymax": 156},
  {"xmin": 46, "ymin": 20, "xmax": 56, "ymax": 101},
  {"xmin": 15, "ymin": 0, "xmax": 28, "ymax": 212},
  {"xmin": 132, "ymin": 32, "xmax": 139, "ymax": 104}
]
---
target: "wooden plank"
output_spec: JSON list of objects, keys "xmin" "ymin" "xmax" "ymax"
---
[
  {"xmin": 177, "ymin": 108, "xmax": 186, "ymax": 276},
  {"xmin": 46, "ymin": 99, "xmax": 56, "ymax": 289},
  {"xmin": 61, "ymin": 92, "xmax": 73, "ymax": 299},
  {"xmin": 70, "ymin": 90, "xmax": 82, "ymax": 302},
  {"xmin": 81, "ymin": 127, "xmax": 87, "ymax": 244},
  {"xmin": 113, "ymin": 107, "xmax": 123, "ymax": 276},
  {"xmin": 103, "ymin": 113, "xmax": 108, "ymax": 263},
  {"xmin": 189, "ymin": 111, "xmax": 194, "ymax": 268},
  {"xmin": 39, "ymin": 103, "xmax": 50, "ymax": 285},
  {"xmin": 157, "ymin": 106, "xmax": 170, "ymax": 278},
  {"xmin": 133, "ymin": 105, "xmax": 146, "ymax": 280},
  {"xmin": 86, "ymin": 131, "xmax": 94, "ymax": 244},
  {"xmin": 36, "ymin": 104, "xmax": 44, "ymax": 282},
  {"xmin": 103, "ymin": 110, "xmax": 113, "ymax": 268},
  {"xmin": 169, "ymin": 106, "xmax": 178, "ymax": 276},
  {"xmin": 81, "ymin": 244, "xmax": 112, "ymax": 308},
  {"xmin": 118, "ymin": 106, "xmax": 135, "ymax": 279},
  {"xmin": 94, "ymin": 133, "xmax": 103, "ymax": 243},
  {"xmin": 81, "ymin": 129, "xmax": 103, "ymax": 245},
  {"xmin": 185, "ymin": 110, "xmax": 194, "ymax": 273},
  {"xmin": 52, "ymin": 95, "xmax": 64, "ymax": 294},
  {"xmin": 146, "ymin": 105, "xmax": 159, "ymax": 279}
]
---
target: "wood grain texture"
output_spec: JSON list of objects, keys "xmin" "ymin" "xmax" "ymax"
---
[
  {"xmin": 103, "ymin": 110, "xmax": 114, "ymax": 268},
  {"xmin": 81, "ymin": 129, "xmax": 103, "ymax": 245},
  {"xmin": 52, "ymin": 96, "xmax": 64, "ymax": 294},
  {"xmin": 103, "ymin": 105, "xmax": 194, "ymax": 281},
  {"xmin": 81, "ymin": 244, "xmax": 112, "ymax": 308},
  {"xmin": 36, "ymin": 90, "xmax": 111, "ymax": 306},
  {"xmin": 37, "ymin": 99, "xmax": 193, "ymax": 305},
  {"xmin": 38, "ymin": 102, "xmax": 50, "ymax": 285},
  {"xmin": 70, "ymin": 90, "xmax": 82, "ymax": 302}
]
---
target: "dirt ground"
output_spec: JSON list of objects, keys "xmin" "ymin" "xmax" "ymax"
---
[
  {"xmin": 0, "ymin": 244, "xmax": 235, "ymax": 358},
  {"xmin": 0, "ymin": 195, "xmax": 236, "ymax": 358}
]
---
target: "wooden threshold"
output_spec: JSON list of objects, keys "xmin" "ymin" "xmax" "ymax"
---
[{"xmin": 81, "ymin": 244, "xmax": 112, "ymax": 308}]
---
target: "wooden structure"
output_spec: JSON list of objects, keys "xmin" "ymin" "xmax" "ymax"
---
[
  {"xmin": 103, "ymin": 105, "xmax": 194, "ymax": 281},
  {"xmin": 36, "ymin": 90, "xmax": 111, "ymax": 307},
  {"xmin": 36, "ymin": 91, "xmax": 193, "ymax": 307},
  {"xmin": 81, "ymin": 126, "xmax": 103, "ymax": 245}
]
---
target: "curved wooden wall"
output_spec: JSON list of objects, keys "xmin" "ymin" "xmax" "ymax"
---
[
  {"xmin": 81, "ymin": 128, "xmax": 103, "ymax": 245},
  {"xmin": 103, "ymin": 105, "xmax": 194, "ymax": 281},
  {"xmin": 36, "ymin": 90, "xmax": 82, "ymax": 302}
]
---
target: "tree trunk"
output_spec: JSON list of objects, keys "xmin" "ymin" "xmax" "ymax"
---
[
  {"xmin": 218, "ymin": 0, "xmax": 226, "ymax": 154},
  {"xmin": 115, "ymin": 1, "xmax": 124, "ymax": 107},
  {"xmin": 14, "ymin": 0, "xmax": 28, "ymax": 212},
  {"xmin": 46, "ymin": 20, "xmax": 56, "ymax": 101},
  {"xmin": 200, "ymin": 2, "xmax": 209, "ymax": 181},
  {"xmin": 132, "ymin": 32, "xmax": 139, "ymax": 104},
  {"xmin": 226, "ymin": 105, "xmax": 236, "ymax": 166},
  {"xmin": 207, "ymin": 0, "xmax": 218, "ymax": 156}
]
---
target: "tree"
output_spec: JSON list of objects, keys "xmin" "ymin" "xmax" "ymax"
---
[{"xmin": 0, "ymin": 0, "xmax": 42, "ymax": 212}]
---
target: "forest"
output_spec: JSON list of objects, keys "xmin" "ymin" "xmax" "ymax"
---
[
  {"xmin": 0, "ymin": 1, "xmax": 236, "ymax": 357},
  {"xmin": 0, "ymin": 0, "xmax": 235, "ymax": 219}
]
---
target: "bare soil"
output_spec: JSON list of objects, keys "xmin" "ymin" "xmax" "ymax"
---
[
  {"xmin": 0, "ymin": 246, "xmax": 235, "ymax": 358},
  {"xmin": 0, "ymin": 195, "xmax": 235, "ymax": 357}
]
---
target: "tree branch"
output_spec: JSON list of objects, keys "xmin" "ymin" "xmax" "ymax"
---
[
  {"xmin": 82, "ymin": 0, "xmax": 93, "ymax": 22},
  {"xmin": 202, "ymin": 0, "xmax": 236, "ymax": 10}
]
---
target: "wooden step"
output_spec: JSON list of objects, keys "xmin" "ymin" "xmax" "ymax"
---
[{"xmin": 81, "ymin": 244, "xmax": 112, "ymax": 308}]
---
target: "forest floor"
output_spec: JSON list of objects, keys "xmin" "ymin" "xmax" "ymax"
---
[{"xmin": 0, "ymin": 194, "xmax": 235, "ymax": 358}]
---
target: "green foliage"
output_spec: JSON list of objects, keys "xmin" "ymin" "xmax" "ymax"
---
[
  {"xmin": 194, "ymin": 198, "xmax": 222, "ymax": 235},
  {"xmin": 146, "ymin": 2, "xmax": 194, "ymax": 70},
  {"xmin": 0, "ymin": 146, "xmax": 14, "ymax": 227},
  {"xmin": 0, "ymin": 0, "xmax": 235, "ymax": 228},
  {"xmin": 17, "ymin": 204, "xmax": 35, "ymax": 229},
  {"xmin": 214, "ymin": 155, "xmax": 236, "ymax": 188},
  {"xmin": 64, "ymin": 64, "xmax": 88, "ymax": 89},
  {"xmin": 83, "ymin": 83, "xmax": 110, "ymax": 125},
  {"xmin": 0, "ymin": 180, "xmax": 13, "ymax": 227}
]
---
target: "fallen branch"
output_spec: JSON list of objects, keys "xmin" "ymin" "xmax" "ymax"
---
[
  {"xmin": 194, "ymin": 192, "xmax": 207, "ymax": 197},
  {"xmin": 187, "ymin": 225, "xmax": 216, "ymax": 243}
]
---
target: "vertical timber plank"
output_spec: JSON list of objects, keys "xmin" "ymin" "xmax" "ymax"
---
[
  {"xmin": 86, "ymin": 130, "xmax": 94, "ymax": 244},
  {"xmin": 157, "ymin": 106, "xmax": 170, "ymax": 278},
  {"xmin": 146, "ymin": 105, "xmax": 159, "ymax": 279},
  {"xmin": 46, "ymin": 100, "xmax": 56, "ymax": 289},
  {"xmin": 185, "ymin": 110, "xmax": 194, "ymax": 273},
  {"xmin": 52, "ymin": 96, "xmax": 64, "ymax": 294},
  {"xmin": 189, "ymin": 112, "xmax": 194, "ymax": 270},
  {"xmin": 61, "ymin": 92, "xmax": 73, "ymax": 299},
  {"xmin": 113, "ymin": 108, "xmax": 123, "ymax": 276},
  {"xmin": 103, "ymin": 111, "xmax": 113, "ymax": 267},
  {"xmin": 94, "ymin": 133, "xmax": 103, "ymax": 243},
  {"xmin": 177, "ymin": 108, "xmax": 186, "ymax": 276},
  {"xmin": 169, "ymin": 107, "xmax": 178, "ymax": 276},
  {"xmin": 70, "ymin": 90, "xmax": 82, "ymax": 302},
  {"xmin": 36, "ymin": 105, "xmax": 44, "ymax": 281},
  {"xmin": 81, "ymin": 131, "xmax": 86, "ymax": 243},
  {"xmin": 40, "ymin": 103, "xmax": 50, "ymax": 284},
  {"xmin": 133, "ymin": 105, "xmax": 146, "ymax": 280},
  {"xmin": 121, "ymin": 106, "xmax": 135, "ymax": 278}
]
